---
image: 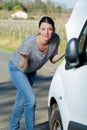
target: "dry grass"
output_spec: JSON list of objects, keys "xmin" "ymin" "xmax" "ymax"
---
[{"xmin": 0, "ymin": 12, "xmax": 71, "ymax": 52}]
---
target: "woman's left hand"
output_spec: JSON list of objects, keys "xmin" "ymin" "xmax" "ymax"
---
[{"xmin": 52, "ymin": 51, "xmax": 65, "ymax": 63}]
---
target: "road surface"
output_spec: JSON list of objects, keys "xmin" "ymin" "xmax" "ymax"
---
[{"xmin": 0, "ymin": 49, "xmax": 58, "ymax": 130}]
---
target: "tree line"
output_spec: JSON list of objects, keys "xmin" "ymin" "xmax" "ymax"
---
[{"xmin": 0, "ymin": 0, "xmax": 63, "ymax": 14}]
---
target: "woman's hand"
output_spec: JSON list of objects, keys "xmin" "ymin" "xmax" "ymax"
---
[
  {"xmin": 18, "ymin": 52, "xmax": 29, "ymax": 70},
  {"xmin": 51, "ymin": 51, "xmax": 65, "ymax": 63},
  {"xmin": 18, "ymin": 52, "xmax": 29, "ymax": 58}
]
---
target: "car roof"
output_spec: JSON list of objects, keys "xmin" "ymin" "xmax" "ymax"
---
[{"xmin": 65, "ymin": 0, "xmax": 87, "ymax": 41}]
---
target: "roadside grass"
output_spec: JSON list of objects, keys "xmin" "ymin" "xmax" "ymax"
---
[
  {"xmin": 0, "ymin": 45, "xmax": 15, "ymax": 52},
  {"xmin": 0, "ymin": 21, "xmax": 67, "ymax": 52}
]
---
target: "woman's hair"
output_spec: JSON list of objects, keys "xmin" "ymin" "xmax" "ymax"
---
[{"xmin": 39, "ymin": 16, "xmax": 55, "ymax": 31}]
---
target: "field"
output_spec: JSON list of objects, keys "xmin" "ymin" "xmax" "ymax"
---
[{"xmin": 0, "ymin": 13, "xmax": 71, "ymax": 52}]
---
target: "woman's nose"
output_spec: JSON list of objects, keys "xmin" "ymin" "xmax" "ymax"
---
[{"xmin": 45, "ymin": 29, "xmax": 48, "ymax": 34}]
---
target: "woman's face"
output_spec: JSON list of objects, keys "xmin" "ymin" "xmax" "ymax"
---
[{"xmin": 39, "ymin": 22, "xmax": 54, "ymax": 42}]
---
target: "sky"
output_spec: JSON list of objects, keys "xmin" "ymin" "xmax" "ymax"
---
[
  {"xmin": 42, "ymin": 0, "xmax": 78, "ymax": 9},
  {"xmin": 57, "ymin": 0, "xmax": 78, "ymax": 8}
]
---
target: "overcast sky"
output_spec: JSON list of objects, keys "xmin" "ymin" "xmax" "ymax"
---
[
  {"xmin": 58, "ymin": 0, "xmax": 78, "ymax": 8},
  {"xmin": 42, "ymin": 0, "xmax": 78, "ymax": 8}
]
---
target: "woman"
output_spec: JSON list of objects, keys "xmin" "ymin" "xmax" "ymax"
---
[{"xmin": 8, "ymin": 16, "xmax": 65, "ymax": 130}]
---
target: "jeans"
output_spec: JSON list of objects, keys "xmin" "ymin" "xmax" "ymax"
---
[{"xmin": 8, "ymin": 60, "xmax": 36, "ymax": 130}]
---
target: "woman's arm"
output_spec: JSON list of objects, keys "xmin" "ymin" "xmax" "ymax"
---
[{"xmin": 51, "ymin": 51, "xmax": 65, "ymax": 64}]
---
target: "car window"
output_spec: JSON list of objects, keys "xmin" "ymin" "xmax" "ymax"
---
[
  {"xmin": 77, "ymin": 21, "xmax": 87, "ymax": 64},
  {"xmin": 78, "ymin": 21, "xmax": 87, "ymax": 53}
]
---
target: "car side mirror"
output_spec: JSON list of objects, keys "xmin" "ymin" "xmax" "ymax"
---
[{"xmin": 65, "ymin": 38, "xmax": 80, "ymax": 70}]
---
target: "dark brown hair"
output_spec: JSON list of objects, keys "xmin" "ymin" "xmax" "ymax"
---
[{"xmin": 39, "ymin": 16, "xmax": 55, "ymax": 31}]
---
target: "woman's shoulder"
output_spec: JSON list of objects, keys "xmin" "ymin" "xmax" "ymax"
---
[
  {"xmin": 25, "ymin": 34, "xmax": 36, "ymax": 42},
  {"xmin": 53, "ymin": 32, "xmax": 60, "ymax": 40},
  {"xmin": 18, "ymin": 34, "xmax": 37, "ymax": 49},
  {"xmin": 50, "ymin": 33, "xmax": 60, "ymax": 43}
]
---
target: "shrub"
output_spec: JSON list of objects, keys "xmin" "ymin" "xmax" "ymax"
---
[{"xmin": 13, "ymin": 5, "xmax": 23, "ymax": 12}]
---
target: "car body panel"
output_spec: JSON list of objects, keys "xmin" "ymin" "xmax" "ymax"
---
[
  {"xmin": 48, "ymin": 0, "xmax": 87, "ymax": 130},
  {"xmin": 48, "ymin": 60, "xmax": 87, "ymax": 129},
  {"xmin": 65, "ymin": 0, "xmax": 87, "ymax": 41}
]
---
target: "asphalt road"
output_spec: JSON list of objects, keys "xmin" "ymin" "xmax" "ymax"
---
[{"xmin": 0, "ymin": 49, "xmax": 58, "ymax": 130}]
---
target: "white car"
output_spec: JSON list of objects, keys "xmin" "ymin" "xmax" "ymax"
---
[{"xmin": 48, "ymin": 0, "xmax": 87, "ymax": 130}]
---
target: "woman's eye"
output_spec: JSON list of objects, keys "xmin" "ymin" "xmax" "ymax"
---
[
  {"xmin": 41, "ymin": 28, "xmax": 53, "ymax": 31},
  {"xmin": 41, "ymin": 28, "xmax": 45, "ymax": 30},
  {"xmin": 49, "ymin": 28, "xmax": 53, "ymax": 31}
]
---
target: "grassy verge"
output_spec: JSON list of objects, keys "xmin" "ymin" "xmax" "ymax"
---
[
  {"xmin": 0, "ymin": 17, "xmax": 68, "ymax": 52},
  {"xmin": 0, "ymin": 45, "xmax": 15, "ymax": 52}
]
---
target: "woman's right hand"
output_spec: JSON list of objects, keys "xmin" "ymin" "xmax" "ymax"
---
[
  {"xmin": 18, "ymin": 51, "xmax": 29, "ymax": 59},
  {"xmin": 18, "ymin": 52, "xmax": 29, "ymax": 70}
]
